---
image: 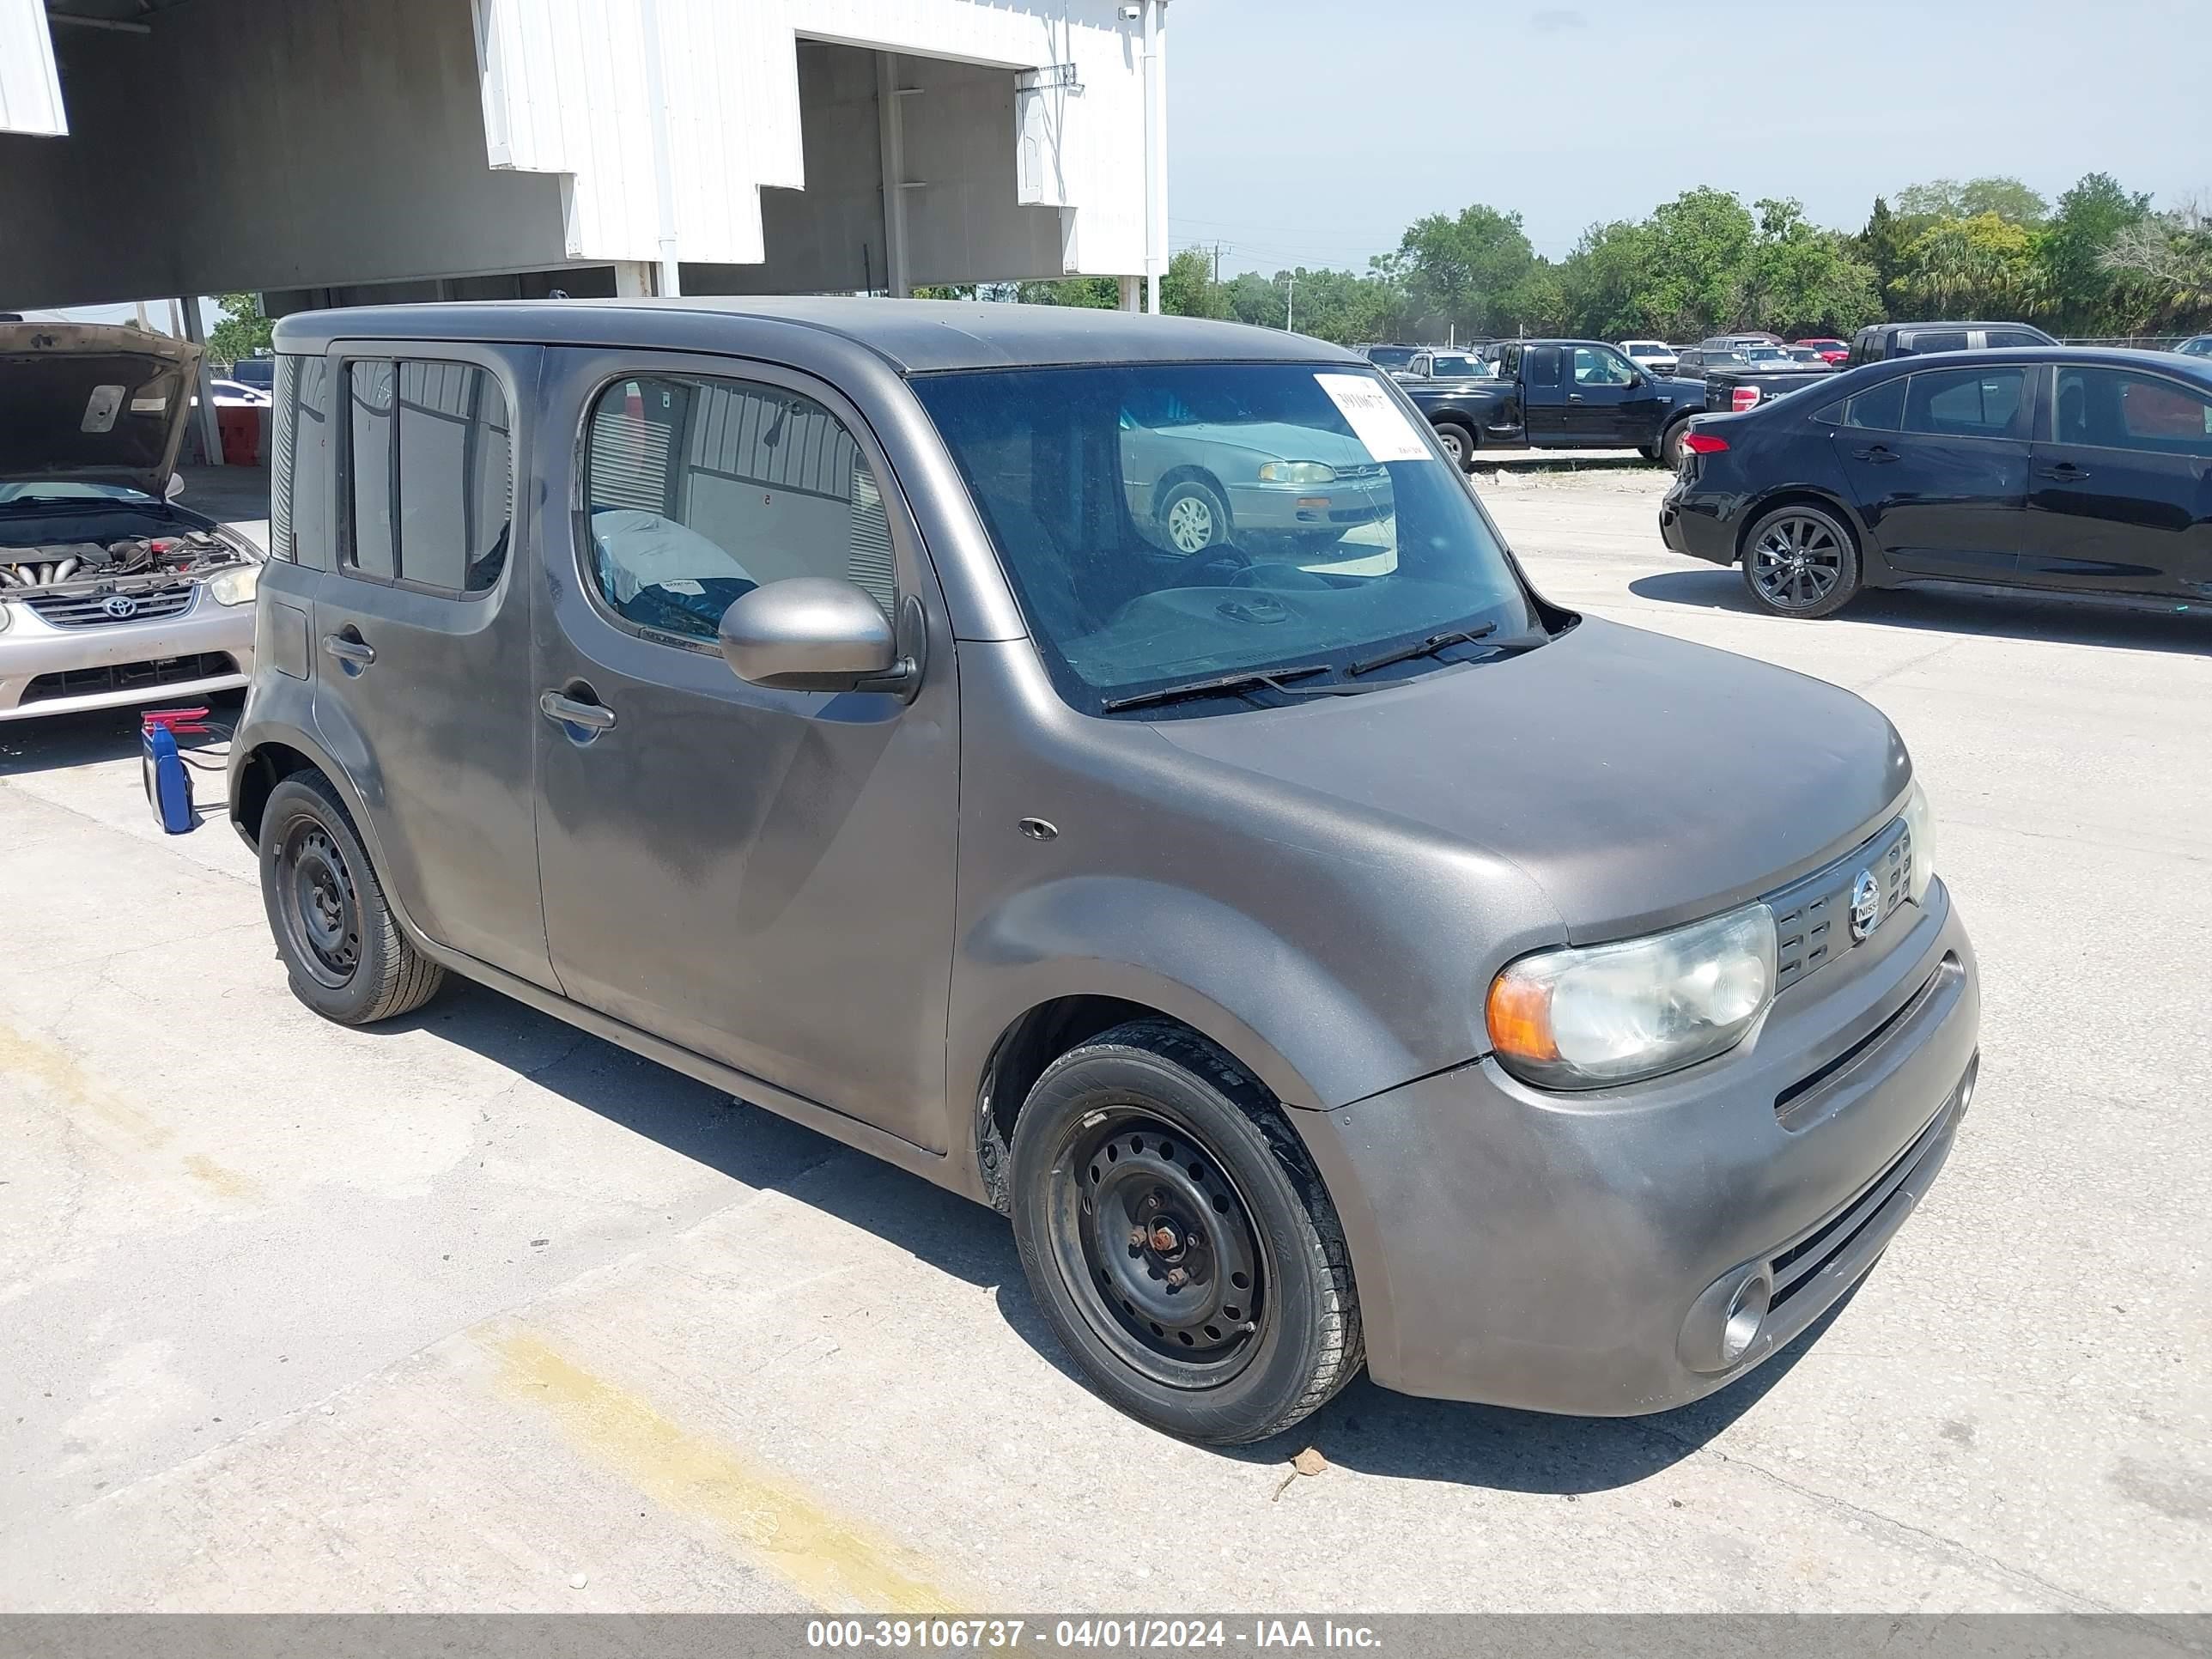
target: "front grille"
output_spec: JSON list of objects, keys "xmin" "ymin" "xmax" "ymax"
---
[
  {"xmin": 1768, "ymin": 1097, "xmax": 1955, "ymax": 1313},
  {"xmin": 1768, "ymin": 817, "xmax": 1914, "ymax": 992},
  {"xmin": 22, "ymin": 584, "xmax": 198, "ymax": 628},
  {"xmin": 1334, "ymin": 463, "xmax": 1388, "ymax": 481},
  {"xmin": 21, "ymin": 653, "xmax": 238, "ymax": 705}
]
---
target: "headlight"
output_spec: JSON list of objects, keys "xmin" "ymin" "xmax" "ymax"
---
[
  {"xmin": 207, "ymin": 563, "xmax": 260, "ymax": 607},
  {"xmin": 1256, "ymin": 461, "xmax": 1337, "ymax": 485},
  {"xmin": 0, "ymin": 602, "xmax": 12, "ymax": 635},
  {"xmin": 1901, "ymin": 779, "xmax": 1935, "ymax": 905},
  {"xmin": 1486, "ymin": 903, "xmax": 1777, "ymax": 1090}
]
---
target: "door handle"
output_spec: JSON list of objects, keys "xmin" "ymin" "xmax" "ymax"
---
[
  {"xmin": 1852, "ymin": 445, "xmax": 1900, "ymax": 464},
  {"xmin": 2037, "ymin": 463, "xmax": 2089, "ymax": 481},
  {"xmin": 1567, "ymin": 393, "xmax": 1585, "ymax": 403},
  {"xmin": 320, "ymin": 632, "xmax": 375, "ymax": 668},
  {"xmin": 538, "ymin": 690, "xmax": 617, "ymax": 734}
]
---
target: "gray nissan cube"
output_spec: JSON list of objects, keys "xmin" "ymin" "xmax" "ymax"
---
[{"xmin": 230, "ymin": 299, "xmax": 1978, "ymax": 1445}]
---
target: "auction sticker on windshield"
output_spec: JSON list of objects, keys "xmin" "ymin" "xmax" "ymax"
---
[{"xmin": 1314, "ymin": 373, "xmax": 1433, "ymax": 462}]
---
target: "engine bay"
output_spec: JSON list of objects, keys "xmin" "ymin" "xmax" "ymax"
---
[{"xmin": 0, "ymin": 530, "xmax": 252, "ymax": 599}]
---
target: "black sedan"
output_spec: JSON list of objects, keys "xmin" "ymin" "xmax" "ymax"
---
[{"xmin": 1659, "ymin": 347, "xmax": 2212, "ymax": 618}]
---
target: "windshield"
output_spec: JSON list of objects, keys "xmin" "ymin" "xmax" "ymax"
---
[
  {"xmin": 0, "ymin": 481, "xmax": 152, "ymax": 505},
  {"xmin": 1426, "ymin": 353, "xmax": 1486, "ymax": 378},
  {"xmin": 1741, "ymin": 346, "xmax": 1791, "ymax": 364},
  {"xmin": 1362, "ymin": 346, "xmax": 1419, "ymax": 369},
  {"xmin": 913, "ymin": 362, "xmax": 1547, "ymax": 717}
]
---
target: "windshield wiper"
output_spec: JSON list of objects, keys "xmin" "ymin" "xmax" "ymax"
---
[
  {"xmin": 1101, "ymin": 662, "xmax": 1379, "ymax": 714},
  {"xmin": 1348, "ymin": 622, "xmax": 1499, "ymax": 677}
]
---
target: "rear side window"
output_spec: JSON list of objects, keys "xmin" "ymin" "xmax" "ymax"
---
[
  {"xmin": 1902, "ymin": 330, "xmax": 1970, "ymax": 356},
  {"xmin": 1525, "ymin": 347, "xmax": 1560, "ymax": 386},
  {"xmin": 2052, "ymin": 367, "xmax": 2212, "ymax": 453},
  {"xmin": 581, "ymin": 374, "xmax": 896, "ymax": 647},
  {"xmin": 1815, "ymin": 378, "xmax": 1907, "ymax": 431},
  {"xmin": 1984, "ymin": 330, "xmax": 2045, "ymax": 349},
  {"xmin": 1903, "ymin": 367, "xmax": 2027, "ymax": 438},
  {"xmin": 270, "ymin": 353, "xmax": 331, "ymax": 567},
  {"xmin": 343, "ymin": 358, "xmax": 511, "ymax": 594}
]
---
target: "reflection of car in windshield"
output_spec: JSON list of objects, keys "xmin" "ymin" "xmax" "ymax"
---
[{"xmin": 1116, "ymin": 387, "xmax": 1396, "ymax": 557}]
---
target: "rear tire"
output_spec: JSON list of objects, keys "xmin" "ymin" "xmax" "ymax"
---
[
  {"xmin": 259, "ymin": 771, "xmax": 445, "ymax": 1025},
  {"xmin": 1434, "ymin": 421, "xmax": 1477, "ymax": 471},
  {"xmin": 1740, "ymin": 502, "xmax": 1863, "ymax": 618},
  {"xmin": 1659, "ymin": 417, "xmax": 1694, "ymax": 471},
  {"xmin": 1008, "ymin": 1019, "xmax": 1364, "ymax": 1445}
]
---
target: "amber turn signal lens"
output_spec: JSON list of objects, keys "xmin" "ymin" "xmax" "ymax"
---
[{"xmin": 1486, "ymin": 972, "xmax": 1560, "ymax": 1065}]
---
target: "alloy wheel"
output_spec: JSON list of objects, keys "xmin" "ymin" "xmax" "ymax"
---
[{"xmin": 1749, "ymin": 513, "xmax": 1845, "ymax": 610}]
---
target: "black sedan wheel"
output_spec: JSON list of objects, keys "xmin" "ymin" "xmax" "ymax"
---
[
  {"xmin": 259, "ymin": 771, "xmax": 445, "ymax": 1024},
  {"xmin": 1009, "ymin": 1019, "xmax": 1364, "ymax": 1444},
  {"xmin": 1741, "ymin": 504, "xmax": 1862, "ymax": 618}
]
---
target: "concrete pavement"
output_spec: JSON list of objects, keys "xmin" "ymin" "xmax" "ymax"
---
[{"xmin": 1, "ymin": 471, "xmax": 2206, "ymax": 1616}]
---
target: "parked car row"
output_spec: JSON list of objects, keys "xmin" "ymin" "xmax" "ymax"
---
[
  {"xmin": 1662, "ymin": 343, "xmax": 2212, "ymax": 618},
  {"xmin": 1398, "ymin": 339, "xmax": 1710, "ymax": 467}
]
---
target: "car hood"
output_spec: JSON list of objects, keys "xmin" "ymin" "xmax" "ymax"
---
[
  {"xmin": 1150, "ymin": 616, "xmax": 1911, "ymax": 943},
  {"xmin": 1147, "ymin": 421, "xmax": 1375, "ymax": 467},
  {"xmin": 0, "ymin": 322, "xmax": 203, "ymax": 497}
]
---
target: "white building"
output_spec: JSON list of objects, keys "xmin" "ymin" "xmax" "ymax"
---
[{"xmin": 0, "ymin": 0, "xmax": 1168, "ymax": 317}]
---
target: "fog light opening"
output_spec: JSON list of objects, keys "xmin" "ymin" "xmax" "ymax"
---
[
  {"xmin": 1958, "ymin": 1053, "xmax": 1979, "ymax": 1115},
  {"xmin": 1721, "ymin": 1273, "xmax": 1771, "ymax": 1365}
]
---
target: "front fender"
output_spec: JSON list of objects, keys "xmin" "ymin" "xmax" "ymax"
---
[{"xmin": 953, "ymin": 876, "xmax": 1447, "ymax": 1115}]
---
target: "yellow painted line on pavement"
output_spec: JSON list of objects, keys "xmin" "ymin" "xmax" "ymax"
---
[{"xmin": 486, "ymin": 1327, "xmax": 969, "ymax": 1613}]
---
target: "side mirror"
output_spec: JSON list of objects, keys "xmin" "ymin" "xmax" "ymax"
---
[
  {"xmin": 717, "ymin": 577, "xmax": 918, "ymax": 696},
  {"xmin": 165, "ymin": 472, "xmax": 185, "ymax": 499}
]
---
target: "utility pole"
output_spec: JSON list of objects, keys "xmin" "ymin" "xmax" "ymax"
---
[
  {"xmin": 1138, "ymin": 0, "xmax": 1168, "ymax": 314},
  {"xmin": 1285, "ymin": 274, "xmax": 1297, "ymax": 334}
]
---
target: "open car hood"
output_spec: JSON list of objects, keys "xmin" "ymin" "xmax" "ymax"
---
[{"xmin": 0, "ymin": 322, "xmax": 203, "ymax": 498}]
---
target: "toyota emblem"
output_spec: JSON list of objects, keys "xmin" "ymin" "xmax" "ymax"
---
[
  {"xmin": 1849, "ymin": 869, "xmax": 1881, "ymax": 942},
  {"xmin": 100, "ymin": 594, "xmax": 138, "ymax": 619}
]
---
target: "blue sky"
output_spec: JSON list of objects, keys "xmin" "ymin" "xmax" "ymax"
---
[{"xmin": 1168, "ymin": 0, "xmax": 2212, "ymax": 275}]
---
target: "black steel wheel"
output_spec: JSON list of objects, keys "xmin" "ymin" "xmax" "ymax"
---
[
  {"xmin": 258, "ymin": 771, "xmax": 445, "ymax": 1025},
  {"xmin": 1052, "ymin": 1111, "xmax": 1267, "ymax": 1387},
  {"xmin": 1741, "ymin": 503, "xmax": 1862, "ymax": 618},
  {"xmin": 1009, "ymin": 1019, "xmax": 1363, "ymax": 1444},
  {"xmin": 276, "ymin": 818, "xmax": 362, "ymax": 989}
]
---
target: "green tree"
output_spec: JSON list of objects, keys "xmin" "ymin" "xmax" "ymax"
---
[
  {"xmin": 1627, "ymin": 186, "xmax": 1758, "ymax": 337},
  {"xmin": 1556, "ymin": 219, "xmax": 1653, "ymax": 337},
  {"xmin": 2039, "ymin": 172, "xmax": 2153, "ymax": 334},
  {"xmin": 1382, "ymin": 204, "xmax": 1538, "ymax": 338},
  {"xmin": 206, "ymin": 292, "xmax": 272, "ymax": 368},
  {"xmin": 1895, "ymin": 176, "xmax": 2048, "ymax": 224},
  {"xmin": 1160, "ymin": 246, "xmax": 1224, "ymax": 319},
  {"xmin": 1894, "ymin": 213, "xmax": 2040, "ymax": 317},
  {"xmin": 1736, "ymin": 198, "xmax": 1883, "ymax": 337},
  {"xmin": 1014, "ymin": 275, "xmax": 1122, "ymax": 308}
]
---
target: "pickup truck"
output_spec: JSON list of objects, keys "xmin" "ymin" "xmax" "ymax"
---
[
  {"xmin": 1698, "ymin": 359, "xmax": 1838, "ymax": 416},
  {"xmin": 1396, "ymin": 338, "xmax": 1710, "ymax": 470}
]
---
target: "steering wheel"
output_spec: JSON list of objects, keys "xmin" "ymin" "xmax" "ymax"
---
[{"xmin": 1171, "ymin": 542, "xmax": 1253, "ymax": 579}]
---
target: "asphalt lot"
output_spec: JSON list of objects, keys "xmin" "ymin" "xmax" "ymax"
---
[{"xmin": 3, "ymin": 467, "xmax": 2208, "ymax": 1616}]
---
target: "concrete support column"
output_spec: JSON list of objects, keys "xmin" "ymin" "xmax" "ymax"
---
[
  {"xmin": 611, "ymin": 262, "xmax": 657, "ymax": 297},
  {"xmin": 877, "ymin": 52, "xmax": 912, "ymax": 298},
  {"xmin": 174, "ymin": 296, "xmax": 222, "ymax": 469},
  {"xmin": 1119, "ymin": 276, "xmax": 1141, "ymax": 312}
]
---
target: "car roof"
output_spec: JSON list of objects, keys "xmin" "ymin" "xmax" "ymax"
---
[
  {"xmin": 1759, "ymin": 345, "xmax": 2212, "ymax": 404},
  {"xmin": 270, "ymin": 296, "xmax": 1364, "ymax": 374}
]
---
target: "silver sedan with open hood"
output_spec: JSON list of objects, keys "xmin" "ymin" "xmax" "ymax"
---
[{"xmin": 0, "ymin": 322, "xmax": 262, "ymax": 721}]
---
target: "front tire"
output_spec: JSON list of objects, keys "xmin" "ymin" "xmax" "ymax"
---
[
  {"xmin": 1741, "ymin": 502, "xmax": 1863, "ymax": 618},
  {"xmin": 1008, "ymin": 1020, "xmax": 1364, "ymax": 1445},
  {"xmin": 1433, "ymin": 420, "xmax": 1477, "ymax": 471},
  {"xmin": 1659, "ymin": 417, "xmax": 1693, "ymax": 471},
  {"xmin": 1158, "ymin": 478, "xmax": 1232, "ymax": 555},
  {"xmin": 259, "ymin": 771, "xmax": 445, "ymax": 1024}
]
